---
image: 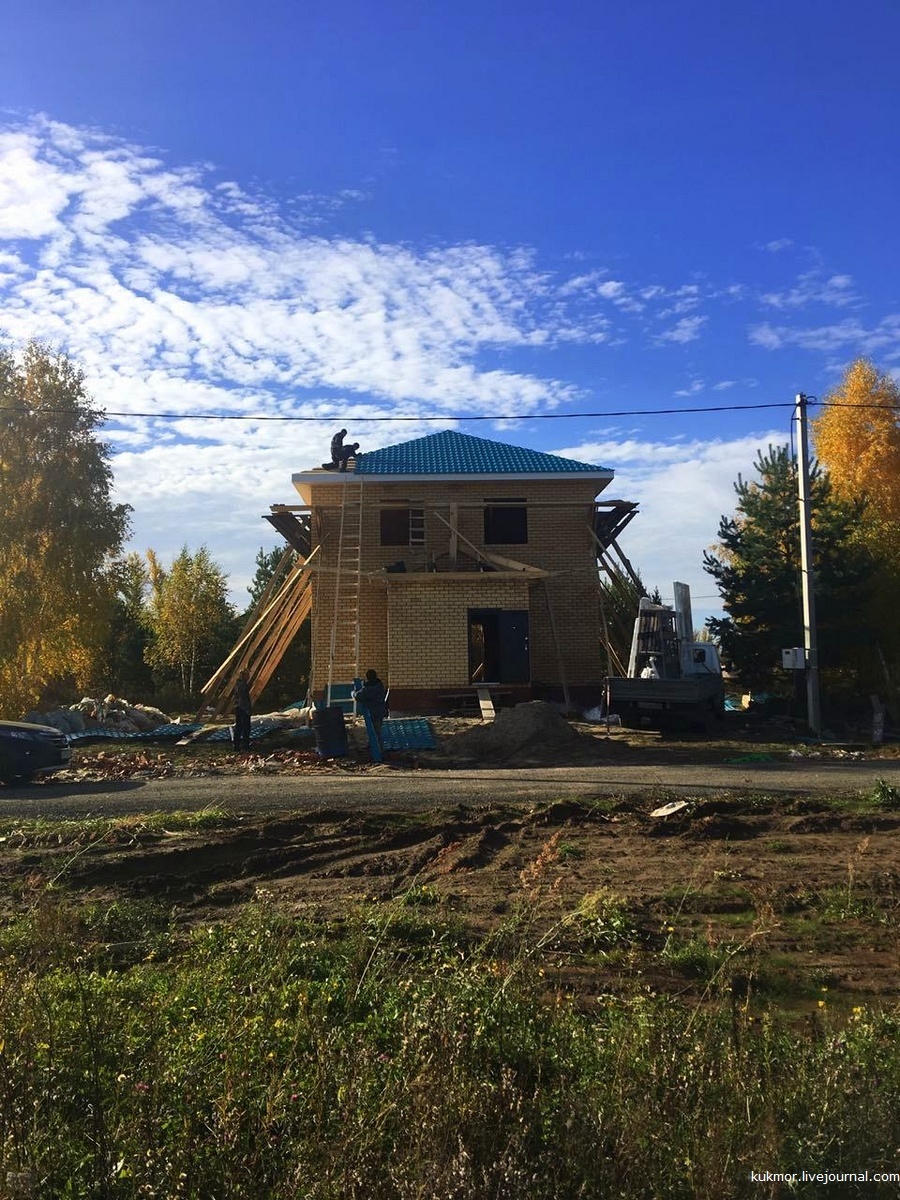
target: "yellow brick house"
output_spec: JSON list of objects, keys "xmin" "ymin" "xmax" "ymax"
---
[{"xmin": 263, "ymin": 429, "xmax": 638, "ymax": 714}]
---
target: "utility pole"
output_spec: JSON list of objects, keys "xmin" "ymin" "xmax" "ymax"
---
[{"xmin": 795, "ymin": 393, "xmax": 822, "ymax": 736}]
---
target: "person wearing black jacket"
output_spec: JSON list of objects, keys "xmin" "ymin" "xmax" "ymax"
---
[
  {"xmin": 232, "ymin": 670, "xmax": 252, "ymax": 752},
  {"xmin": 353, "ymin": 670, "xmax": 388, "ymax": 750}
]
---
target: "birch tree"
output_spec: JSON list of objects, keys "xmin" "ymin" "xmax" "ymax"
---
[
  {"xmin": 814, "ymin": 359, "xmax": 900, "ymax": 557},
  {"xmin": 144, "ymin": 546, "xmax": 235, "ymax": 700},
  {"xmin": 0, "ymin": 343, "xmax": 130, "ymax": 716}
]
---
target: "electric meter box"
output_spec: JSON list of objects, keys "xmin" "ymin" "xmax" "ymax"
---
[{"xmin": 781, "ymin": 647, "xmax": 806, "ymax": 670}]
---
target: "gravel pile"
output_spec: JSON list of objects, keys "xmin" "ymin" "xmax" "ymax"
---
[{"xmin": 439, "ymin": 701, "xmax": 604, "ymax": 764}]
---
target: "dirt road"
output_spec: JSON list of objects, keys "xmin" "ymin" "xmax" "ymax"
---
[{"xmin": 5, "ymin": 756, "xmax": 900, "ymax": 817}]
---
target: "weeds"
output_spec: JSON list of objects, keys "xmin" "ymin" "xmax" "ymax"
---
[
  {"xmin": 557, "ymin": 887, "xmax": 637, "ymax": 951},
  {"xmin": 1, "ymin": 899, "xmax": 900, "ymax": 1197},
  {"xmin": 872, "ymin": 777, "xmax": 900, "ymax": 809},
  {"xmin": 2, "ymin": 805, "xmax": 900, "ymax": 1196}
]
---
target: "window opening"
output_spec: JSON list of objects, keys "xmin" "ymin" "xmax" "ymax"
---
[
  {"xmin": 483, "ymin": 498, "xmax": 527, "ymax": 545},
  {"xmin": 380, "ymin": 503, "xmax": 425, "ymax": 547}
]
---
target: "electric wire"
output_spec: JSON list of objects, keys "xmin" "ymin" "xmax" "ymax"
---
[
  {"xmin": 4, "ymin": 393, "xmax": 899, "ymax": 429},
  {"xmin": 4, "ymin": 400, "xmax": 800, "ymax": 421}
]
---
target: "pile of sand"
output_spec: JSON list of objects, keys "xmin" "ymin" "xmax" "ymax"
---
[{"xmin": 439, "ymin": 701, "xmax": 598, "ymax": 764}]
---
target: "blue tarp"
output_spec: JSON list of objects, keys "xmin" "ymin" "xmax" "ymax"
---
[
  {"xmin": 66, "ymin": 723, "xmax": 204, "ymax": 744},
  {"xmin": 64, "ymin": 716, "xmax": 433, "ymax": 752},
  {"xmin": 204, "ymin": 718, "xmax": 284, "ymax": 743},
  {"xmin": 381, "ymin": 718, "xmax": 436, "ymax": 751}
]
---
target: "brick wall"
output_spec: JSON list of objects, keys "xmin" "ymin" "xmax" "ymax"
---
[
  {"xmin": 387, "ymin": 577, "xmax": 529, "ymax": 688},
  {"xmin": 307, "ymin": 477, "xmax": 606, "ymax": 694}
]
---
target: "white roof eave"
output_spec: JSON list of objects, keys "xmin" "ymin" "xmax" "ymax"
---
[{"xmin": 291, "ymin": 469, "xmax": 614, "ymax": 503}]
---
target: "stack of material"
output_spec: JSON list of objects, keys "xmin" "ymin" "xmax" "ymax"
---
[
  {"xmin": 24, "ymin": 696, "xmax": 173, "ymax": 736},
  {"xmin": 199, "ymin": 546, "xmax": 318, "ymax": 719}
]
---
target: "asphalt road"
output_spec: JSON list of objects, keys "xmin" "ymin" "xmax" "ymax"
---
[{"xmin": 4, "ymin": 758, "xmax": 900, "ymax": 817}]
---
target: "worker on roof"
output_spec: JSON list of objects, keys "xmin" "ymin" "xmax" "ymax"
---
[
  {"xmin": 337, "ymin": 442, "xmax": 360, "ymax": 471},
  {"xmin": 329, "ymin": 429, "xmax": 347, "ymax": 467},
  {"xmin": 328, "ymin": 428, "xmax": 360, "ymax": 472}
]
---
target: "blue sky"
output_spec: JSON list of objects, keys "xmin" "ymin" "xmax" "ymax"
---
[{"xmin": 1, "ymin": 0, "xmax": 898, "ymax": 620}]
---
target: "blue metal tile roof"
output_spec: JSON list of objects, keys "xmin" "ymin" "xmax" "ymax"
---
[{"xmin": 356, "ymin": 430, "xmax": 609, "ymax": 475}]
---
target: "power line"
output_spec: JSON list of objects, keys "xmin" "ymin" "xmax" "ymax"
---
[
  {"xmin": 3, "ymin": 400, "xmax": 797, "ymax": 422},
  {"xmin": 3, "ymin": 396, "xmax": 896, "ymax": 424}
]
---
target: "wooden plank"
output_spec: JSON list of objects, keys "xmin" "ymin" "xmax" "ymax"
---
[
  {"xmin": 199, "ymin": 548, "xmax": 319, "ymax": 718},
  {"xmin": 475, "ymin": 686, "xmax": 495, "ymax": 721},
  {"xmin": 449, "ymin": 502, "xmax": 458, "ymax": 568}
]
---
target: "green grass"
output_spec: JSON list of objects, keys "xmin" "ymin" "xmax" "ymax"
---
[
  {"xmin": 0, "ymin": 806, "xmax": 238, "ymax": 849},
  {"xmin": 1, "ymin": 895, "xmax": 900, "ymax": 1198}
]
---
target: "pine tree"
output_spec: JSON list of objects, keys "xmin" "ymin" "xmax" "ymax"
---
[{"xmin": 703, "ymin": 445, "xmax": 874, "ymax": 687}]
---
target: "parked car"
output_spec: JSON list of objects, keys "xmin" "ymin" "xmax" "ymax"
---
[{"xmin": 0, "ymin": 720, "xmax": 71, "ymax": 785}]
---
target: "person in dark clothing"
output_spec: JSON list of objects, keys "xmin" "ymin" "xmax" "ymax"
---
[
  {"xmin": 353, "ymin": 669, "xmax": 388, "ymax": 751},
  {"xmin": 329, "ymin": 429, "xmax": 347, "ymax": 467},
  {"xmin": 326, "ymin": 429, "xmax": 360, "ymax": 471},
  {"xmin": 232, "ymin": 670, "xmax": 252, "ymax": 752},
  {"xmin": 336, "ymin": 441, "xmax": 360, "ymax": 472}
]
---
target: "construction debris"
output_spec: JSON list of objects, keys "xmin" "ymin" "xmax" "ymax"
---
[
  {"xmin": 649, "ymin": 800, "xmax": 690, "ymax": 819},
  {"xmin": 23, "ymin": 696, "xmax": 173, "ymax": 736}
]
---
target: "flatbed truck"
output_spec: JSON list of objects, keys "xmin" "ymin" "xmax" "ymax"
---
[{"xmin": 605, "ymin": 582, "xmax": 725, "ymax": 730}]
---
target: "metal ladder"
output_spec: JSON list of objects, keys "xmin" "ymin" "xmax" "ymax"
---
[{"xmin": 326, "ymin": 480, "xmax": 363, "ymax": 708}]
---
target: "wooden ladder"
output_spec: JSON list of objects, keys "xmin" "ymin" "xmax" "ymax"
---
[{"xmin": 326, "ymin": 480, "xmax": 363, "ymax": 708}]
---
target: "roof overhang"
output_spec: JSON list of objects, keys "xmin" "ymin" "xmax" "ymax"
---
[{"xmin": 291, "ymin": 469, "xmax": 614, "ymax": 505}]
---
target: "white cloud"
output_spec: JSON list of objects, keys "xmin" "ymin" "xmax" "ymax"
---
[
  {"xmin": 655, "ymin": 315, "xmax": 707, "ymax": 344},
  {"xmin": 749, "ymin": 315, "xmax": 900, "ymax": 356},
  {"xmin": 761, "ymin": 271, "xmax": 859, "ymax": 310},
  {"xmin": 674, "ymin": 379, "xmax": 704, "ymax": 397},
  {"xmin": 2, "ymin": 116, "xmax": 603, "ymax": 434},
  {"xmin": 556, "ymin": 432, "xmax": 785, "ymax": 623}
]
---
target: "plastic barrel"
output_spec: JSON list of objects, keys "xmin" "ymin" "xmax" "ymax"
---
[{"xmin": 312, "ymin": 706, "xmax": 348, "ymax": 758}]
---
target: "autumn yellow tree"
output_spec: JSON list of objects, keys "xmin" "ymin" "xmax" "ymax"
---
[
  {"xmin": 813, "ymin": 359, "xmax": 900, "ymax": 685},
  {"xmin": 814, "ymin": 359, "xmax": 900, "ymax": 556},
  {"xmin": 0, "ymin": 343, "xmax": 130, "ymax": 716},
  {"xmin": 144, "ymin": 546, "xmax": 236, "ymax": 702}
]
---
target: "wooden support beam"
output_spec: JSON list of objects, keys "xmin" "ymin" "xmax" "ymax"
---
[
  {"xmin": 449, "ymin": 502, "xmax": 458, "ymax": 568},
  {"xmin": 540, "ymin": 579, "xmax": 572, "ymax": 712},
  {"xmin": 199, "ymin": 546, "xmax": 319, "ymax": 717},
  {"xmin": 201, "ymin": 549, "xmax": 317, "ymax": 697},
  {"xmin": 432, "ymin": 511, "xmax": 545, "ymax": 575}
]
